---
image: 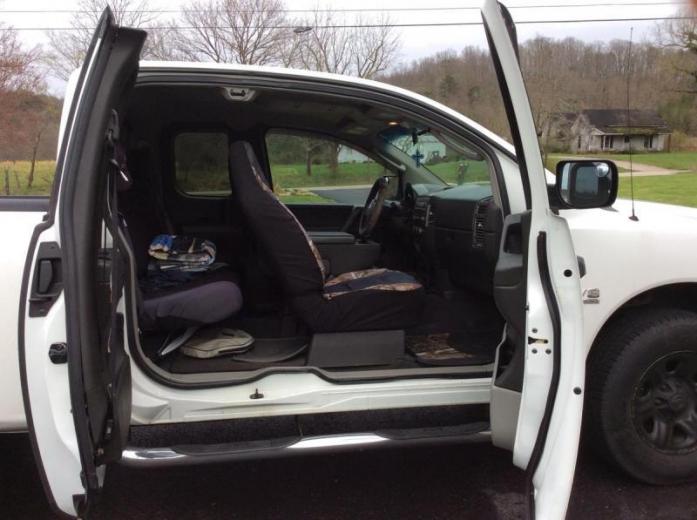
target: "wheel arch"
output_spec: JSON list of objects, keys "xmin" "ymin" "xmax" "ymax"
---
[{"xmin": 587, "ymin": 282, "xmax": 697, "ymax": 366}]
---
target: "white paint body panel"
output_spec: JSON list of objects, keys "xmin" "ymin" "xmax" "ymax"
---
[
  {"xmin": 130, "ymin": 369, "xmax": 492, "ymax": 425},
  {"xmin": 0, "ymin": 210, "xmax": 46, "ymax": 430},
  {"xmin": 566, "ymin": 198, "xmax": 697, "ymax": 356},
  {"xmin": 22, "ymin": 229, "xmax": 85, "ymax": 516}
]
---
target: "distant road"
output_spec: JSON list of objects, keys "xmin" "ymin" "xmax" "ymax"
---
[{"xmin": 309, "ymin": 185, "xmax": 371, "ymax": 204}]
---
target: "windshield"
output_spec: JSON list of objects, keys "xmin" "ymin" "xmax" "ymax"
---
[{"xmin": 378, "ymin": 126, "xmax": 491, "ymax": 187}]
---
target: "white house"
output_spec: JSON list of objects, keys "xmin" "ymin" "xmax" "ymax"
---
[{"xmin": 569, "ymin": 109, "xmax": 671, "ymax": 153}]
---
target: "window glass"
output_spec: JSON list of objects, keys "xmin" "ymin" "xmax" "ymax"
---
[
  {"xmin": 0, "ymin": 160, "xmax": 55, "ymax": 197},
  {"xmin": 174, "ymin": 132, "xmax": 230, "ymax": 195},
  {"xmin": 379, "ymin": 126, "xmax": 491, "ymax": 190},
  {"xmin": 265, "ymin": 131, "xmax": 394, "ymax": 205}
]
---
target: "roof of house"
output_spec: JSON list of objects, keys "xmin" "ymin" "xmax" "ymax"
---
[
  {"xmin": 580, "ymin": 109, "xmax": 671, "ymax": 134},
  {"xmin": 557, "ymin": 112, "xmax": 578, "ymax": 123}
]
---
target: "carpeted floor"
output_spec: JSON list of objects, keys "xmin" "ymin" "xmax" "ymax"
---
[{"xmin": 407, "ymin": 291, "xmax": 503, "ymax": 366}]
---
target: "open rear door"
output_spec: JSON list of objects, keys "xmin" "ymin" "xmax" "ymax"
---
[
  {"xmin": 483, "ymin": 1, "xmax": 586, "ymax": 518},
  {"xmin": 18, "ymin": 9, "xmax": 145, "ymax": 517}
]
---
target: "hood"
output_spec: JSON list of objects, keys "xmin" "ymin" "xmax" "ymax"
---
[
  {"xmin": 613, "ymin": 198, "xmax": 697, "ymax": 222},
  {"xmin": 564, "ymin": 197, "xmax": 697, "ymax": 234}
]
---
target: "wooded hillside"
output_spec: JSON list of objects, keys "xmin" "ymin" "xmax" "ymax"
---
[{"xmin": 382, "ymin": 36, "xmax": 697, "ymax": 147}]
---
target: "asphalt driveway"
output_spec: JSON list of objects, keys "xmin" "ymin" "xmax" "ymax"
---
[{"xmin": 2, "ymin": 433, "xmax": 696, "ymax": 519}]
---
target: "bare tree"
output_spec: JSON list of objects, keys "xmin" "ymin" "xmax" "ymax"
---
[
  {"xmin": 0, "ymin": 24, "xmax": 40, "ymax": 91},
  {"xmin": 290, "ymin": 9, "xmax": 399, "ymax": 173},
  {"xmin": 45, "ymin": 0, "xmax": 159, "ymax": 81},
  {"xmin": 657, "ymin": 10, "xmax": 697, "ymax": 93},
  {"xmin": 0, "ymin": 21, "xmax": 44, "ymax": 194},
  {"xmin": 293, "ymin": 10, "xmax": 400, "ymax": 80},
  {"xmin": 169, "ymin": 0, "xmax": 291, "ymax": 64}
]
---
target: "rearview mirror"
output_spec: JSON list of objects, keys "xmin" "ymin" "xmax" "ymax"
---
[{"xmin": 555, "ymin": 160, "xmax": 618, "ymax": 209}]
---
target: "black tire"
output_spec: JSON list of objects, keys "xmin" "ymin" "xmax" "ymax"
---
[{"xmin": 587, "ymin": 308, "xmax": 697, "ymax": 485}]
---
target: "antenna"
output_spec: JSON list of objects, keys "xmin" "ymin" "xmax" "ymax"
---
[{"xmin": 626, "ymin": 27, "xmax": 639, "ymax": 221}]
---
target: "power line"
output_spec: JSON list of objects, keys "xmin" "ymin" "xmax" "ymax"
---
[
  {"xmin": 3, "ymin": 15, "xmax": 695, "ymax": 31},
  {"xmin": 0, "ymin": 1, "xmax": 690, "ymax": 14}
]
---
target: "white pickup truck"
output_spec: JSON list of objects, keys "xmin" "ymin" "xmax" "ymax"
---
[{"xmin": 2, "ymin": 2, "xmax": 696, "ymax": 519}]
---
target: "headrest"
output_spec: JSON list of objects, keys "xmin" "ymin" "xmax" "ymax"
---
[{"xmin": 113, "ymin": 142, "xmax": 133, "ymax": 192}]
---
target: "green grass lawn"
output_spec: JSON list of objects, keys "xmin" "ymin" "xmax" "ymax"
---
[
  {"xmin": 545, "ymin": 155, "xmax": 630, "ymax": 173},
  {"xmin": 429, "ymin": 160, "xmax": 490, "ymax": 183},
  {"xmin": 1, "ymin": 160, "xmax": 56, "ymax": 196},
  {"xmin": 276, "ymin": 193, "xmax": 332, "ymax": 204},
  {"xmin": 270, "ymin": 162, "xmax": 386, "ymax": 189},
  {"xmin": 270, "ymin": 160, "xmax": 491, "ymax": 188},
  {"xmin": 6, "ymin": 158, "xmax": 697, "ymax": 209},
  {"xmin": 544, "ymin": 152, "xmax": 697, "ymax": 208},
  {"xmin": 618, "ymin": 172, "xmax": 697, "ymax": 208},
  {"xmin": 547, "ymin": 151, "xmax": 697, "ymax": 172},
  {"xmin": 593, "ymin": 151, "xmax": 697, "ymax": 171}
]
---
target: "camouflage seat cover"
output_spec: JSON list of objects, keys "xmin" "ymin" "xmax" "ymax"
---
[
  {"xmin": 323, "ymin": 268, "xmax": 422, "ymax": 299},
  {"xmin": 230, "ymin": 141, "xmax": 425, "ymax": 333}
]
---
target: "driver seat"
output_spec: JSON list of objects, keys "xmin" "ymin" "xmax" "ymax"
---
[{"xmin": 229, "ymin": 141, "xmax": 425, "ymax": 332}]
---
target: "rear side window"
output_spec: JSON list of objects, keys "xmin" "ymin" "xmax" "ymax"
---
[{"xmin": 174, "ymin": 132, "xmax": 230, "ymax": 195}]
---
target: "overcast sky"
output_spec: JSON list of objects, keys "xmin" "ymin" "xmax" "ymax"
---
[{"xmin": 0, "ymin": 0, "xmax": 682, "ymax": 95}]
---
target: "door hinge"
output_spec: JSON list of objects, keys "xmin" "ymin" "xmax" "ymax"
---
[{"xmin": 48, "ymin": 343, "xmax": 68, "ymax": 364}]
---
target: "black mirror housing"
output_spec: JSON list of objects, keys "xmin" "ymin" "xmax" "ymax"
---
[{"xmin": 555, "ymin": 160, "xmax": 619, "ymax": 209}]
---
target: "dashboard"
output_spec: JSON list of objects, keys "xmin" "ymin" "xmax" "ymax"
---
[{"xmin": 405, "ymin": 182, "xmax": 503, "ymax": 294}]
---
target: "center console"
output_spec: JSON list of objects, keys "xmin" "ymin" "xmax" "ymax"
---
[{"xmin": 309, "ymin": 230, "xmax": 381, "ymax": 276}]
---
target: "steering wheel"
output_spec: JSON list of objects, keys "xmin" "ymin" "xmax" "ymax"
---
[{"xmin": 358, "ymin": 176, "xmax": 391, "ymax": 239}]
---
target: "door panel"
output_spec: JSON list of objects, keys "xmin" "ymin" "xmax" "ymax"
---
[
  {"xmin": 19, "ymin": 9, "xmax": 144, "ymax": 517},
  {"xmin": 483, "ymin": 1, "xmax": 585, "ymax": 518},
  {"xmin": 0, "ymin": 205, "xmax": 48, "ymax": 432}
]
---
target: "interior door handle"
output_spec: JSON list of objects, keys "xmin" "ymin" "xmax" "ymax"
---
[{"xmin": 29, "ymin": 242, "xmax": 63, "ymax": 317}]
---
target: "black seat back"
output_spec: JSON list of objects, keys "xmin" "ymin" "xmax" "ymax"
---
[
  {"xmin": 229, "ymin": 141, "xmax": 326, "ymax": 296},
  {"xmin": 118, "ymin": 146, "xmax": 173, "ymax": 278}
]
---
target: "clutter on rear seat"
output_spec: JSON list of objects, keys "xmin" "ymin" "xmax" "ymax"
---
[
  {"xmin": 138, "ymin": 234, "xmax": 228, "ymax": 295},
  {"xmin": 137, "ymin": 234, "xmax": 243, "ymax": 334},
  {"xmin": 148, "ymin": 234, "xmax": 217, "ymax": 272}
]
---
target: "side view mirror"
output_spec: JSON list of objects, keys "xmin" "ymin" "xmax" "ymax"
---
[{"xmin": 555, "ymin": 160, "xmax": 618, "ymax": 209}]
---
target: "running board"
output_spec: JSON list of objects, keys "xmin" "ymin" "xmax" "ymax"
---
[{"xmin": 120, "ymin": 423, "xmax": 490, "ymax": 468}]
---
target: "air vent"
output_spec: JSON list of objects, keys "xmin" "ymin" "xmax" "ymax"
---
[
  {"xmin": 426, "ymin": 203, "xmax": 435, "ymax": 227},
  {"xmin": 472, "ymin": 197, "xmax": 492, "ymax": 248}
]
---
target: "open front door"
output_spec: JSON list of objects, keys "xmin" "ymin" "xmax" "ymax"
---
[
  {"xmin": 18, "ymin": 9, "xmax": 145, "ymax": 517},
  {"xmin": 483, "ymin": 1, "xmax": 586, "ymax": 518}
]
